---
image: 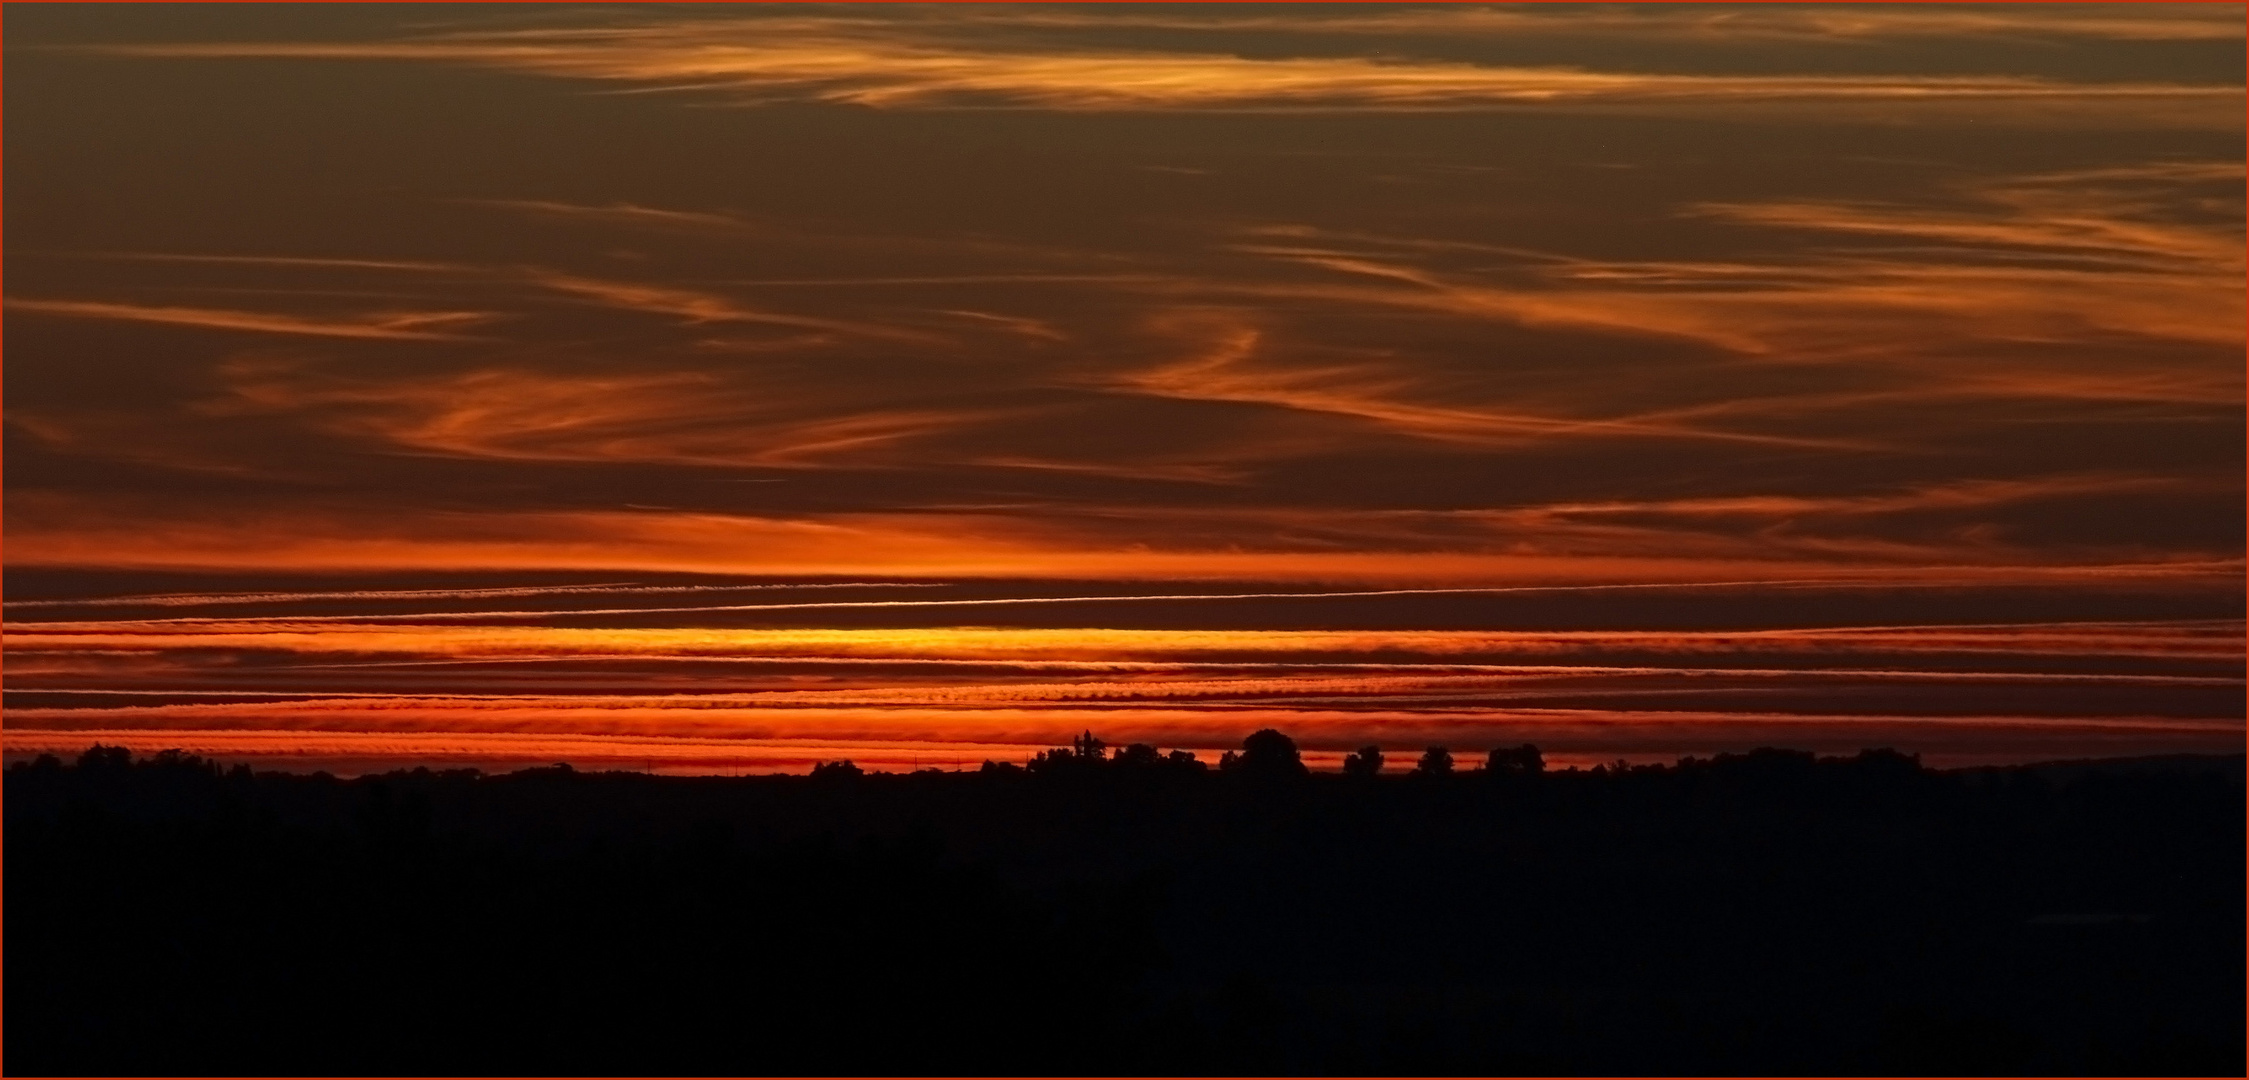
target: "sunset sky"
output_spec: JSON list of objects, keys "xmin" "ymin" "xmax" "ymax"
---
[{"xmin": 6, "ymin": 3, "xmax": 2242, "ymax": 773}]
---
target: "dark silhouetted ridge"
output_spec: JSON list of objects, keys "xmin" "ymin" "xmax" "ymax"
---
[{"xmin": 8, "ymin": 736, "xmax": 2242, "ymax": 1076}]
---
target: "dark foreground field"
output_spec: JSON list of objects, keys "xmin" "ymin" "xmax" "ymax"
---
[{"xmin": 8, "ymin": 739, "xmax": 2242, "ymax": 1076}]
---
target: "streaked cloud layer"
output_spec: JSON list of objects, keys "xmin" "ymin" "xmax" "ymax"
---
[
  {"xmin": 7, "ymin": 5, "xmax": 2240, "ymax": 772},
  {"xmin": 8, "ymin": 580, "xmax": 2240, "ymax": 770},
  {"xmin": 100, "ymin": 6, "xmax": 2243, "ymax": 122}
]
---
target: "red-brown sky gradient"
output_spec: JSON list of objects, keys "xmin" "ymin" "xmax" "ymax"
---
[{"xmin": 6, "ymin": 4, "xmax": 2242, "ymax": 772}]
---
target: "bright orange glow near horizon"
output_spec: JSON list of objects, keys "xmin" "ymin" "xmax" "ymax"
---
[{"xmin": 5, "ymin": 4, "xmax": 2241, "ymax": 774}]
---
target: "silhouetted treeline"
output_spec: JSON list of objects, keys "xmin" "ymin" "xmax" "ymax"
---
[{"xmin": 8, "ymin": 735, "xmax": 2243, "ymax": 1076}]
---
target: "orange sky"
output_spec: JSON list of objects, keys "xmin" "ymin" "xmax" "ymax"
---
[{"xmin": 5, "ymin": 4, "xmax": 2241, "ymax": 772}]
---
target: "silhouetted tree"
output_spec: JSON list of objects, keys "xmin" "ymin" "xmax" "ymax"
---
[
  {"xmin": 1487, "ymin": 744, "xmax": 1544, "ymax": 775},
  {"xmin": 1030, "ymin": 732, "xmax": 1113, "ymax": 774},
  {"xmin": 5, "ymin": 737, "xmax": 2240, "ymax": 1077},
  {"xmin": 77, "ymin": 744, "xmax": 133, "ymax": 771},
  {"xmin": 149, "ymin": 749, "xmax": 212, "ymax": 772},
  {"xmin": 1236, "ymin": 729, "xmax": 1309, "ymax": 779},
  {"xmin": 1415, "ymin": 746, "xmax": 1453, "ymax": 777},
  {"xmin": 1842, "ymin": 747, "xmax": 1921, "ymax": 776},
  {"xmin": 1113, "ymin": 743, "xmax": 1162, "ymax": 769},
  {"xmin": 1342, "ymin": 745, "xmax": 1385, "ymax": 777},
  {"xmin": 1074, "ymin": 730, "xmax": 1107, "ymax": 760},
  {"xmin": 809, "ymin": 760, "xmax": 863, "ymax": 780},
  {"xmin": 1165, "ymin": 750, "xmax": 1207, "ymax": 772},
  {"xmin": 1700, "ymin": 747, "xmax": 1815, "ymax": 790}
]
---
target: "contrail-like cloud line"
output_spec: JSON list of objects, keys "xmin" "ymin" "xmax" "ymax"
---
[
  {"xmin": 9, "ymin": 665, "xmax": 2236, "ymax": 700},
  {"xmin": 1, "ymin": 577, "xmax": 1981, "ymax": 627},
  {"xmin": 3, "ymin": 581, "xmax": 942, "ymax": 610}
]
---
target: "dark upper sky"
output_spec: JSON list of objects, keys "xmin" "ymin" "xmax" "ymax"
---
[{"xmin": 4, "ymin": 5, "xmax": 2242, "ymax": 771}]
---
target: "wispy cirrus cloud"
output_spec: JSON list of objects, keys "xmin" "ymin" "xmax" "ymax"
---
[
  {"xmin": 932, "ymin": 5, "xmax": 2249, "ymax": 45},
  {"xmin": 200, "ymin": 359, "xmax": 1026, "ymax": 470},
  {"xmin": 6, "ymin": 669, "xmax": 2238, "ymax": 712},
  {"xmin": 84, "ymin": 252, "xmax": 473, "ymax": 274},
  {"xmin": 49, "ymin": 250, "xmax": 938, "ymax": 339},
  {"xmin": 522, "ymin": 270, "xmax": 933, "ymax": 340},
  {"xmin": 1103, "ymin": 312, "xmax": 1889, "ymax": 452},
  {"xmin": 10, "ymin": 619, "xmax": 2241, "ymax": 668},
  {"xmin": 13, "ymin": 4, "xmax": 2242, "ymax": 779},
  {"xmin": 461, "ymin": 198, "xmax": 759, "ymax": 231},
  {"xmin": 0, "ymin": 580, "xmax": 938, "ymax": 611},
  {"xmin": 1688, "ymin": 162, "xmax": 2246, "ymax": 284},
  {"xmin": 6, "ymin": 488, "xmax": 2238, "ymax": 585},
  {"xmin": 1209, "ymin": 158, "xmax": 2244, "ymax": 421},
  {"xmin": 94, "ymin": 13, "xmax": 2243, "ymax": 123},
  {"xmin": 4, "ymin": 297, "xmax": 492, "ymax": 340},
  {"xmin": 1507, "ymin": 474, "xmax": 2199, "ymax": 523}
]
